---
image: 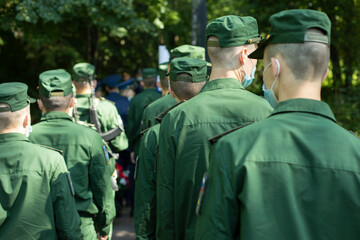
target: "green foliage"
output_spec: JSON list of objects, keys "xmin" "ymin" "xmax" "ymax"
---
[{"xmin": 0, "ymin": 0, "xmax": 359, "ymax": 132}]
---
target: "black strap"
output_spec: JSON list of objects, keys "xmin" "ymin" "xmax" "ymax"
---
[
  {"xmin": 101, "ymin": 126, "xmax": 123, "ymax": 142},
  {"xmin": 155, "ymin": 101, "xmax": 185, "ymax": 123},
  {"xmin": 209, "ymin": 122, "xmax": 254, "ymax": 145}
]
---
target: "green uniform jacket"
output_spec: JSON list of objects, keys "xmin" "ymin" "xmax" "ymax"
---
[
  {"xmin": 75, "ymin": 94, "xmax": 128, "ymax": 152},
  {"xmin": 195, "ymin": 99, "xmax": 360, "ymax": 240},
  {"xmin": 0, "ymin": 133, "xmax": 82, "ymax": 239},
  {"xmin": 156, "ymin": 78, "xmax": 273, "ymax": 240},
  {"xmin": 127, "ymin": 89, "xmax": 161, "ymax": 155},
  {"xmin": 29, "ymin": 112, "xmax": 116, "ymax": 236},
  {"xmin": 141, "ymin": 94, "xmax": 177, "ymax": 131},
  {"xmin": 134, "ymin": 124, "xmax": 160, "ymax": 240}
]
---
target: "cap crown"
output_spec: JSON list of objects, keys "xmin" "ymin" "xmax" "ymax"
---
[
  {"xmin": 39, "ymin": 69, "xmax": 73, "ymax": 97},
  {"xmin": 103, "ymin": 74, "xmax": 122, "ymax": 87},
  {"xmin": 73, "ymin": 62, "xmax": 95, "ymax": 81},
  {"xmin": 0, "ymin": 82, "xmax": 33, "ymax": 112},
  {"xmin": 206, "ymin": 15, "xmax": 261, "ymax": 48},
  {"xmin": 169, "ymin": 57, "xmax": 207, "ymax": 83},
  {"xmin": 142, "ymin": 68, "xmax": 158, "ymax": 79},
  {"xmin": 170, "ymin": 45, "xmax": 205, "ymax": 60}
]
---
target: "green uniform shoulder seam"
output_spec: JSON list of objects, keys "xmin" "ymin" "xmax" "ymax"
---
[
  {"xmin": 35, "ymin": 144, "xmax": 64, "ymax": 155},
  {"xmin": 143, "ymin": 102, "xmax": 152, "ymax": 109},
  {"xmin": 209, "ymin": 122, "xmax": 254, "ymax": 145},
  {"xmin": 155, "ymin": 101, "xmax": 186, "ymax": 123},
  {"xmin": 100, "ymin": 97, "xmax": 115, "ymax": 105}
]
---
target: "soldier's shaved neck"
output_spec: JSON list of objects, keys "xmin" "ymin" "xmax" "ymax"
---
[
  {"xmin": 39, "ymin": 94, "xmax": 74, "ymax": 114},
  {"xmin": 73, "ymin": 81, "xmax": 93, "ymax": 94}
]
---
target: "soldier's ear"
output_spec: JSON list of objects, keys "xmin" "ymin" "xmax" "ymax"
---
[
  {"xmin": 37, "ymin": 99, "xmax": 44, "ymax": 111},
  {"xmin": 322, "ymin": 68, "xmax": 329, "ymax": 82},
  {"xmin": 23, "ymin": 110, "xmax": 30, "ymax": 129},
  {"xmin": 239, "ymin": 48, "xmax": 248, "ymax": 65},
  {"xmin": 69, "ymin": 97, "xmax": 76, "ymax": 108}
]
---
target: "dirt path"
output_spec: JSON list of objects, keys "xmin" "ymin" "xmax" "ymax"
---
[{"xmin": 112, "ymin": 207, "xmax": 136, "ymax": 240}]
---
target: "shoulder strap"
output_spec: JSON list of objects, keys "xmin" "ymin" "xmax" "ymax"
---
[
  {"xmin": 155, "ymin": 101, "xmax": 186, "ymax": 123},
  {"xmin": 209, "ymin": 122, "xmax": 254, "ymax": 145},
  {"xmin": 35, "ymin": 144, "xmax": 64, "ymax": 155}
]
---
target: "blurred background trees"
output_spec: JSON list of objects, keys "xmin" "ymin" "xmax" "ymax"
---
[{"xmin": 0, "ymin": 0, "xmax": 359, "ymax": 133}]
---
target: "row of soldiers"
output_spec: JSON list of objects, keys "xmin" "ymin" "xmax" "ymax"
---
[
  {"xmin": 132, "ymin": 9, "xmax": 360, "ymax": 240},
  {"xmin": 1, "ymin": 8, "xmax": 360, "ymax": 240},
  {"xmin": 0, "ymin": 63, "xmax": 130, "ymax": 238}
]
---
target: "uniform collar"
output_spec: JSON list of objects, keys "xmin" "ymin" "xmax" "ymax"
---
[
  {"xmin": 143, "ymin": 88, "xmax": 158, "ymax": 93},
  {"xmin": 76, "ymin": 94, "xmax": 90, "ymax": 98},
  {"xmin": 271, "ymin": 98, "xmax": 336, "ymax": 123},
  {"xmin": 199, "ymin": 78, "xmax": 244, "ymax": 93},
  {"xmin": 0, "ymin": 132, "xmax": 29, "ymax": 143},
  {"xmin": 40, "ymin": 111, "xmax": 72, "ymax": 121},
  {"xmin": 156, "ymin": 101, "xmax": 185, "ymax": 123}
]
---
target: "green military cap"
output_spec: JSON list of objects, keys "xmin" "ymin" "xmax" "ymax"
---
[
  {"xmin": 142, "ymin": 68, "xmax": 158, "ymax": 79},
  {"xmin": 249, "ymin": 9, "xmax": 331, "ymax": 59},
  {"xmin": 170, "ymin": 45, "xmax": 205, "ymax": 60},
  {"xmin": 38, "ymin": 69, "xmax": 73, "ymax": 98},
  {"xmin": 0, "ymin": 82, "xmax": 35, "ymax": 112},
  {"xmin": 72, "ymin": 62, "xmax": 95, "ymax": 81},
  {"xmin": 169, "ymin": 57, "xmax": 207, "ymax": 83},
  {"xmin": 158, "ymin": 63, "xmax": 169, "ymax": 80},
  {"xmin": 206, "ymin": 15, "xmax": 262, "ymax": 48}
]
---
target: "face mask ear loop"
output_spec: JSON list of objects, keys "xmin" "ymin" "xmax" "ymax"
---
[{"xmin": 270, "ymin": 59, "xmax": 280, "ymax": 89}]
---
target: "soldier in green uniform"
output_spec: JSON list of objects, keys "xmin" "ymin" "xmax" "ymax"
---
[
  {"xmin": 72, "ymin": 62, "xmax": 128, "ymax": 153},
  {"xmin": 140, "ymin": 63, "xmax": 176, "ymax": 131},
  {"xmin": 0, "ymin": 82, "xmax": 82, "ymax": 239},
  {"xmin": 134, "ymin": 58, "xmax": 207, "ymax": 240},
  {"xmin": 195, "ymin": 9, "xmax": 360, "ymax": 240},
  {"xmin": 126, "ymin": 68, "xmax": 161, "ymax": 160},
  {"xmin": 29, "ymin": 70, "xmax": 115, "ymax": 240},
  {"xmin": 141, "ymin": 45, "xmax": 207, "ymax": 131},
  {"xmin": 126, "ymin": 68, "xmax": 161, "ymax": 215},
  {"xmin": 156, "ymin": 16, "xmax": 273, "ymax": 240}
]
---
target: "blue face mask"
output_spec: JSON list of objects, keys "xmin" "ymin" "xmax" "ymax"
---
[
  {"xmin": 262, "ymin": 59, "xmax": 280, "ymax": 108},
  {"xmin": 242, "ymin": 65, "xmax": 256, "ymax": 88}
]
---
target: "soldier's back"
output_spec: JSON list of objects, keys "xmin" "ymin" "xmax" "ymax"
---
[{"xmin": 0, "ymin": 132, "xmax": 80, "ymax": 239}]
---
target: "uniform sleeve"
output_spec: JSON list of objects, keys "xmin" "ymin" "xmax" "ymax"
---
[
  {"xmin": 51, "ymin": 153, "xmax": 82, "ymax": 240},
  {"xmin": 106, "ymin": 104, "xmax": 129, "ymax": 152},
  {"xmin": 195, "ymin": 142, "xmax": 239, "ymax": 239},
  {"xmin": 141, "ymin": 106, "xmax": 152, "ymax": 132},
  {"xmin": 134, "ymin": 127, "xmax": 158, "ymax": 240},
  {"xmin": 89, "ymin": 134, "xmax": 116, "ymax": 236},
  {"xmin": 156, "ymin": 117, "xmax": 176, "ymax": 239},
  {"xmin": 126, "ymin": 98, "xmax": 137, "ymax": 152}
]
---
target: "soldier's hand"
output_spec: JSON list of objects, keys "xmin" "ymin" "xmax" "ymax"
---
[
  {"xmin": 130, "ymin": 151, "xmax": 136, "ymax": 164},
  {"xmin": 97, "ymin": 233, "xmax": 108, "ymax": 240}
]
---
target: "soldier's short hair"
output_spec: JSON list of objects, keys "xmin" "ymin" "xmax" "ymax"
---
[
  {"xmin": 39, "ymin": 92, "xmax": 73, "ymax": 112},
  {"xmin": 143, "ymin": 77, "xmax": 157, "ymax": 88},
  {"xmin": 170, "ymin": 73, "xmax": 206, "ymax": 101},
  {"xmin": 264, "ymin": 28, "xmax": 330, "ymax": 80}
]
